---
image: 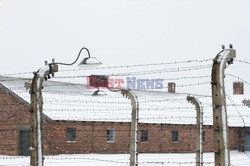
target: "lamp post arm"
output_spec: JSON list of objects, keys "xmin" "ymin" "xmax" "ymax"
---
[{"xmin": 51, "ymin": 47, "xmax": 90, "ymax": 66}]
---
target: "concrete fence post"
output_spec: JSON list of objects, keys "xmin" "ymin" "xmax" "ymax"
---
[
  {"xmin": 211, "ymin": 44, "xmax": 236, "ymax": 166},
  {"xmin": 187, "ymin": 95, "xmax": 203, "ymax": 166},
  {"xmin": 121, "ymin": 89, "xmax": 139, "ymax": 166}
]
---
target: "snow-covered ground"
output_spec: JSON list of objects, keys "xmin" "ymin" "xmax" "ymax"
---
[{"xmin": 1, "ymin": 151, "xmax": 250, "ymax": 166}]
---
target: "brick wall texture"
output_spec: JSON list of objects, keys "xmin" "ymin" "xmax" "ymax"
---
[{"xmin": 0, "ymin": 85, "xmax": 249, "ymax": 156}]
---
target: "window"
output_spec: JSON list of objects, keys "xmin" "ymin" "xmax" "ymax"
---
[
  {"xmin": 202, "ymin": 131, "xmax": 205, "ymax": 143},
  {"xmin": 66, "ymin": 128, "xmax": 76, "ymax": 142},
  {"xmin": 141, "ymin": 130, "xmax": 148, "ymax": 142},
  {"xmin": 106, "ymin": 129, "xmax": 115, "ymax": 142},
  {"xmin": 172, "ymin": 131, "xmax": 179, "ymax": 142}
]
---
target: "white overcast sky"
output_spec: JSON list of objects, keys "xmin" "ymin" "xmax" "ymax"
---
[{"xmin": 1, "ymin": 0, "xmax": 250, "ymax": 94}]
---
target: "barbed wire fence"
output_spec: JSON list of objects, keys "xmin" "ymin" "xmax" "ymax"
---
[{"xmin": 0, "ymin": 58, "xmax": 250, "ymax": 165}]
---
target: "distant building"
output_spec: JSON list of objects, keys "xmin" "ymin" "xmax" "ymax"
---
[{"xmin": 0, "ymin": 76, "xmax": 250, "ymax": 156}]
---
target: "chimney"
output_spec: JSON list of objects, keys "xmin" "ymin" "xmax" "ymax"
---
[
  {"xmin": 168, "ymin": 82, "xmax": 176, "ymax": 93},
  {"xmin": 233, "ymin": 82, "xmax": 244, "ymax": 95}
]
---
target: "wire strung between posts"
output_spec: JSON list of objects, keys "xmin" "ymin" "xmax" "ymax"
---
[
  {"xmin": 43, "ymin": 97, "xmax": 187, "ymax": 104},
  {"xmin": 122, "ymin": 75, "xmax": 211, "ymax": 83},
  {"xmin": 234, "ymin": 59, "xmax": 250, "ymax": 65},
  {"xmin": 0, "ymin": 75, "xmax": 211, "ymax": 88},
  {"xmin": 218, "ymin": 84, "xmax": 247, "ymax": 127},
  {"xmin": 42, "ymin": 106, "xmax": 200, "ymax": 112},
  {"xmin": 1, "ymin": 96, "xmax": 246, "ymax": 107},
  {"xmin": 226, "ymin": 74, "xmax": 250, "ymax": 86},
  {"xmin": 175, "ymin": 81, "xmax": 210, "ymax": 87},
  {"xmin": 0, "ymin": 71, "xmax": 32, "ymax": 76},
  {"xmin": 0, "ymin": 58, "xmax": 213, "ymax": 76},
  {"xmin": 37, "ymin": 114, "xmax": 250, "ymax": 120},
  {"xmin": 226, "ymin": 94, "xmax": 246, "ymax": 126},
  {"xmin": 59, "ymin": 58, "xmax": 213, "ymax": 71},
  {"xmin": 46, "ymin": 156, "xmax": 129, "ymax": 164},
  {"xmin": 0, "ymin": 79, "xmax": 211, "ymax": 90},
  {"xmin": 103, "ymin": 64, "xmax": 212, "ymax": 76},
  {"xmin": 0, "ymin": 77, "xmax": 32, "ymax": 82},
  {"xmin": 49, "ymin": 64, "xmax": 212, "ymax": 78}
]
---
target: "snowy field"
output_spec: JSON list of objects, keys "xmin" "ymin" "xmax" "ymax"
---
[{"xmin": 1, "ymin": 151, "xmax": 250, "ymax": 166}]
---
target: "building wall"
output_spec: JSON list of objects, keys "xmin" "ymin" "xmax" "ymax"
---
[
  {"xmin": 138, "ymin": 123, "xmax": 198, "ymax": 153},
  {"xmin": 43, "ymin": 121, "xmax": 131, "ymax": 155},
  {"xmin": 0, "ymin": 85, "xmax": 30, "ymax": 155},
  {"xmin": 42, "ymin": 121, "xmax": 243, "ymax": 155},
  {"xmin": 0, "ymin": 85, "xmax": 248, "ymax": 156}
]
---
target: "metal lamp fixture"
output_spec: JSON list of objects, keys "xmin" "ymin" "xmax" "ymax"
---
[
  {"xmin": 52, "ymin": 47, "xmax": 102, "ymax": 67},
  {"xmin": 78, "ymin": 56, "xmax": 102, "ymax": 68},
  {"xmin": 78, "ymin": 47, "xmax": 102, "ymax": 68}
]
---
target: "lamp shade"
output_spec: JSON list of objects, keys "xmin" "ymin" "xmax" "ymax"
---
[
  {"xmin": 78, "ymin": 57, "xmax": 102, "ymax": 68},
  {"xmin": 91, "ymin": 90, "xmax": 107, "ymax": 96}
]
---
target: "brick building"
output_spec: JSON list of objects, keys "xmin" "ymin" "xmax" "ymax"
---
[{"xmin": 1, "ymin": 76, "xmax": 250, "ymax": 156}]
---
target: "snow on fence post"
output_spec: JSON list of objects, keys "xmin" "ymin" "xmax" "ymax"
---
[
  {"xmin": 28, "ymin": 61, "xmax": 58, "ymax": 166},
  {"xmin": 121, "ymin": 89, "xmax": 139, "ymax": 166},
  {"xmin": 211, "ymin": 44, "xmax": 236, "ymax": 166},
  {"xmin": 187, "ymin": 95, "xmax": 203, "ymax": 166}
]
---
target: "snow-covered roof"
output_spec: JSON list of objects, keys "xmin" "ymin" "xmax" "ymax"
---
[{"xmin": 1, "ymin": 76, "xmax": 250, "ymax": 127}]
